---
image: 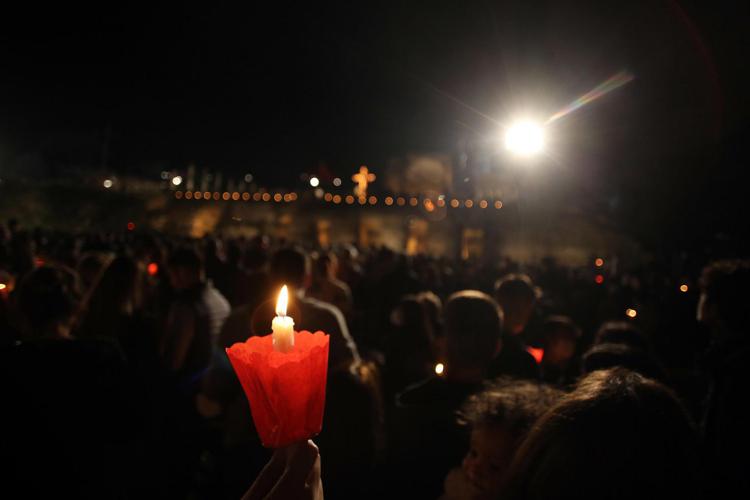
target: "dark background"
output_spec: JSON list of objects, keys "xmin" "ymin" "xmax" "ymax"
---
[{"xmin": 1, "ymin": 1, "xmax": 748, "ymax": 251}]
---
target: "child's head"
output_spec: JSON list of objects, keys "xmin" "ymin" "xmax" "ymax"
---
[{"xmin": 458, "ymin": 379, "xmax": 562, "ymax": 499}]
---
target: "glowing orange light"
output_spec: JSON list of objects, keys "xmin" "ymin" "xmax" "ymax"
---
[
  {"xmin": 324, "ymin": 193, "xmax": 333, "ymax": 202},
  {"xmin": 368, "ymin": 196, "xmax": 377, "ymax": 205},
  {"xmin": 345, "ymin": 195, "xmax": 355, "ymax": 204},
  {"xmin": 175, "ymin": 191, "xmax": 184, "ymax": 199},
  {"xmin": 333, "ymin": 195, "xmax": 342, "ymax": 204},
  {"xmin": 434, "ymin": 363, "xmax": 445, "ymax": 375},
  {"xmin": 479, "ymin": 200, "xmax": 488, "ymax": 209},
  {"xmin": 232, "ymin": 192, "xmax": 240, "ymax": 200},
  {"xmin": 290, "ymin": 193, "xmax": 298, "ymax": 201},
  {"xmin": 437, "ymin": 199, "xmax": 446, "ymax": 207},
  {"xmin": 424, "ymin": 199, "xmax": 435, "ymax": 212},
  {"xmin": 276, "ymin": 285, "xmax": 289, "ymax": 316},
  {"xmin": 450, "ymin": 199, "xmax": 460, "ymax": 208},
  {"xmin": 465, "ymin": 200, "xmax": 474, "ymax": 208},
  {"xmin": 397, "ymin": 197, "xmax": 406, "ymax": 206},
  {"xmin": 147, "ymin": 263, "xmax": 159, "ymax": 276},
  {"xmin": 680, "ymin": 284, "xmax": 689, "ymax": 293},
  {"xmin": 0, "ymin": 283, "xmax": 6, "ymax": 291},
  {"xmin": 127, "ymin": 222, "xmax": 136, "ymax": 231},
  {"xmin": 385, "ymin": 196, "xmax": 394, "ymax": 206},
  {"xmin": 262, "ymin": 193, "xmax": 271, "ymax": 202},
  {"xmin": 193, "ymin": 191, "xmax": 202, "ymax": 199},
  {"xmin": 526, "ymin": 347, "xmax": 544, "ymax": 364},
  {"xmin": 185, "ymin": 191, "xmax": 193, "ymax": 200},
  {"xmin": 273, "ymin": 193, "xmax": 282, "ymax": 202},
  {"xmin": 212, "ymin": 192, "xmax": 220, "ymax": 200},
  {"xmin": 494, "ymin": 201, "xmax": 503, "ymax": 209},
  {"xmin": 595, "ymin": 274, "xmax": 604, "ymax": 284},
  {"xmin": 409, "ymin": 197, "xmax": 418, "ymax": 207},
  {"xmin": 251, "ymin": 192, "xmax": 260, "ymax": 201},
  {"xmin": 595, "ymin": 258, "xmax": 604, "ymax": 267},
  {"xmin": 626, "ymin": 308, "xmax": 637, "ymax": 318},
  {"xmin": 222, "ymin": 192, "xmax": 230, "ymax": 201}
]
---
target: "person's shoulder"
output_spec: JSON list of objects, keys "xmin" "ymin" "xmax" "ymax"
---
[
  {"xmin": 396, "ymin": 376, "xmax": 443, "ymax": 407},
  {"xmin": 301, "ymin": 295, "xmax": 345, "ymax": 320}
]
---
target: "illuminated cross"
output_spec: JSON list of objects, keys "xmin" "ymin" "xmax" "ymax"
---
[{"xmin": 352, "ymin": 165, "xmax": 376, "ymax": 197}]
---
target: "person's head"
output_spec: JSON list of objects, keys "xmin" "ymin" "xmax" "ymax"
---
[
  {"xmin": 311, "ymin": 251, "xmax": 337, "ymax": 280},
  {"xmin": 581, "ymin": 342, "xmax": 664, "ymax": 381},
  {"xmin": 594, "ymin": 320, "xmax": 650, "ymax": 352},
  {"xmin": 270, "ymin": 247, "xmax": 310, "ymax": 290},
  {"xmin": 417, "ymin": 291, "xmax": 443, "ymax": 336},
  {"xmin": 502, "ymin": 368, "xmax": 699, "ymax": 500},
  {"xmin": 84, "ymin": 256, "xmax": 141, "ymax": 322},
  {"xmin": 541, "ymin": 316, "xmax": 581, "ymax": 367},
  {"xmin": 494, "ymin": 274, "xmax": 540, "ymax": 335},
  {"xmin": 458, "ymin": 379, "xmax": 562, "ymax": 499},
  {"xmin": 167, "ymin": 247, "xmax": 204, "ymax": 290},
  {"xmin": 697, "ymin": 259, "xmax": 750, "ymax": 337},
  {"xmin": 444, "ymin": 290, "xmax": 502, "ymax": 379},
  {"xmin": 16, "ymin": 265, "xmax": 81, "ymax": 339}
]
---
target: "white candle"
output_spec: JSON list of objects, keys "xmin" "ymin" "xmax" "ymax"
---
[{"xmin": 272, "ymin": 285, "xmax": 295, "ymax": 352}]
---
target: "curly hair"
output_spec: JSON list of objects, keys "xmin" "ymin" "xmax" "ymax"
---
[{"xmin": 458, "ymin": 378, "xmax": 563, "ymax": 438}]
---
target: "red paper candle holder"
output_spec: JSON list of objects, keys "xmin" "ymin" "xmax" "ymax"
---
[{"xmin": 226, "ymin": 330, "xmax": 329, "ymax": 448}]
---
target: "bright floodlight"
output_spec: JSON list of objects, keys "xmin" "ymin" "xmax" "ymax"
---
[
  {"xmin": 309, "ymin": 176, "xmax": 320, "ymax": 187},
  {"xmin": 171, "ymin": 175, "xmax": 183, "ymax": 186},
  {"xmin": 504, "ymin": 121, "xmax": 544, "ymax": 156}
]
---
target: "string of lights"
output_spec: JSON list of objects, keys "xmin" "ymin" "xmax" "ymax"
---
[{"xmin": 173, "ymin": 190, "xmax": 504, "ymax": 210}]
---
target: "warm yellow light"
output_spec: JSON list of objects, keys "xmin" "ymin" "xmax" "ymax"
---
[
  {"xmin": 309, "ymin": 177, "xmax": 320, "ymax": 187},
  {"xmin": 222, "ymin": 192, "xmax": 230, "ymax": 200},
  {"xmin": 324, "ymin": 193, "xmax": 333, "ymax": 202},
  {"xmin": 465, "ymin": 200, "xmax": 474, "ymax": 208},
  {"xmin": 385, "ymin": 196, "xmax": 394, "ymax": 206},
  {"xmin": 172, "ymin": 176, "xmax": 183, "ymax": 186},
  {"xmin": 345, "ymin": 195, "xmax": 355, "ymax": 204},
  {"xmin": 595, "ymin": 258, "xmax": 604, "ymax": 267},
  {"xmin": 231, "ymin": 192, "xmax": 240, "ymax": 200},
  {"xmin": 262, "ymin": 193, "xmax": 271, "ymax": 202},
  {"xmin": 505, "ymin": 121, "xmax": 544, "ymax": 156},
  {"xmin": 494, "ymin": 201, "xmax": 503, "ymax": 209},
  {"xmin": 626, "ymin": 308, "xmax": 637, "ymax": 318},
  {"xmin": 0, "ymin": 283, "xmax": 6, "ymax": 291},
  {"xmin": 274, "ymin": 193, "xmax": 283, "ymax": 202},
  {"xmin": 242, "ymin": 192, "xmax": 251, "ymax": 201},
  {"xmin": 479, "ymin": 200, "xmax": 488, "ymax": 209},
  {"xmin": 680, "ymin": 284, "xmax": 689, "ymax": 293},
  {"xmin": 368, "ymin": 196, "xmax": 377, "ymax": 205},
  {"xmin": 276, "ymin": 285, "xmax": 289, "ymax": 316},
  {"xmin": 103, "ymin": 179, "xmax": 113, "ymax": 189},
  {"xmin": 435, "ymin": 363, "xmax": 445, "ymax": 375},
  {"xmin": 409, "ymin": 197, "xmax": 418, "ymax": 206},
  {"xmin": 397, "ymin": 197, "xmax": 406, "ymax": 206},
  {"xmin": 333, "ymin": 195, "xmax": 342, "ymax": 204}
]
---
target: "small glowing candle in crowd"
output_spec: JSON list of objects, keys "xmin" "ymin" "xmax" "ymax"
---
[
  {"xmin": 434, "ymin": 363, "xmax": 445, "ymax": 376},
  {"xmin": 147, "ymin": 262, "xmax": 159, "ymax": 276},
  {"xmin": 680, "ymin": 284, "xmax": 689, "ymax": 293},
  {"xmin": 626, "ymin": 308, "xmax": 638, "ymax": 318},
  {"xmin": 272, "ymin": 285, "xmax": 295, "ymax": 353}
]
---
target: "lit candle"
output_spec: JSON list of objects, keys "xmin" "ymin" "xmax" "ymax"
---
[{"xmin": 272, "ymin": 285, "xmax": 295, "ymax": 352}]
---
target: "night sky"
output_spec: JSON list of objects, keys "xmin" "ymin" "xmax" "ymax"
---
[{"xmin": 1, "ymin": 0, "xmax": 748, "ymax": 237}]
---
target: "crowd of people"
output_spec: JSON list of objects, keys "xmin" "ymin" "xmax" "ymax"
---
[{"xmin": 1, "ymin": 220, "xmax": 748, "ymax": 499}]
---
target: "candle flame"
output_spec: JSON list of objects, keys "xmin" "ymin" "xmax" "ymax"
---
[
  {"xmin": 276, "ymin": 285, "xmax": 289, "ymax": 316},
  {"xmin": 435, "ymin": 363, "xmax": 445, "ymax": 375}
]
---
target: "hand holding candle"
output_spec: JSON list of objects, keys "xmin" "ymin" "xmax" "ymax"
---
[{"xmin": 226, "ymin": 285, "xmax": 330, "ymax": 448}]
